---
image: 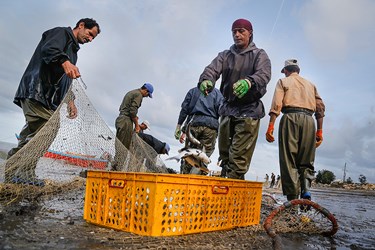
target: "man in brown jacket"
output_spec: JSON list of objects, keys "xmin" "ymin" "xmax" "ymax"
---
[{"xmin": 266, "ymin": 59, "xmax": 325, "ymax": 202}]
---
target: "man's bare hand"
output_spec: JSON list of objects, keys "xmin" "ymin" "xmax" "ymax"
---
[
  {"xmin": 67, "ymin": 100, "xmax": 78, "ymax": 119},
  {"xmin": 179, "ymin": 133, "xmax": 186, "ymax": 144},
  {"xmin": 62, "ymin": 60, "xmax": 81, "ymax": 79}
]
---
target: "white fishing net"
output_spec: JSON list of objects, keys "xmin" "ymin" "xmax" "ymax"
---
[{"xmin": 0, "ymin": 79, "xmax": 168, "ymax": 205}]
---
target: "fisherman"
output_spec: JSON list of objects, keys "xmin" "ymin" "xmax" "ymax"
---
[
  {"xmin": 197, "ymin": 18, "xmax": 271, "ymax": 179},
  {"xmin": 5, "ymin": 18, "xmax": 101, "ymax": 185},
  {"xmin": 138, "ymin": 121, "xmax": 170, "ymax": 155},
  {"xmin": 265, "ymin": 58, "xmax": 325, "ymax": 202},
  {"xmin": 174, "ymin": 86, "xmax": 223, "ymax": 175},
  {"xmin": 115, "ymin": 83, "xmax": 154, "ymax": 149}
]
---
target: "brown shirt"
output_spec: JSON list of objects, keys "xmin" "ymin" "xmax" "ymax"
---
[{"xmin": 269, "ymin": 72, "xmax": 325, "ymax": 118}]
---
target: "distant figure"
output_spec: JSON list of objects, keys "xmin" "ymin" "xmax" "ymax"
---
[
  {"xmin": 266, "ymin": 59, "xmax": 325, "ymax": 201},
  {"xmin": 264, "ymin": 173, "xmax": 269, "ymax": 187},
  {"xmin": 270, "ymin": 172, "xmax": 276, "ymax": 188},
  {"xmin": 275, "ymin": 175, "xmax": 281, "ymax": 189}
]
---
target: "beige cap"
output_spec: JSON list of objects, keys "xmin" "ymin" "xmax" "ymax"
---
[
  {"xmin": 281, "ymin": 59, "xmax": 299, "ymax": 73},
  {"xmin": 142, "ymin": 120, "xmax": 151, "ymax": 130}
]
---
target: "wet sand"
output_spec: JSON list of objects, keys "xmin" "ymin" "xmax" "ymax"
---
[{"xmin": 1, "ymin": 185, "xmax": 374, "ymax": 249}]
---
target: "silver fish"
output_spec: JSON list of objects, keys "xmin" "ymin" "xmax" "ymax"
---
[
  {"xmin": 166, "ymin": 147, "xmax": 211, "ymax": 165},
  {"xmin": 185, "ymin": 122, "xmax": 201, "ymax": 148}
]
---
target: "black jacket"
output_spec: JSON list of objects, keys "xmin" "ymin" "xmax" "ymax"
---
[
  {"xmin": 14, "ymin": 27, "xmax": 80, "ymax": 110},
  {"xmin": 138, "ymin": 133, "xmax": 167, "ymax": 155}
]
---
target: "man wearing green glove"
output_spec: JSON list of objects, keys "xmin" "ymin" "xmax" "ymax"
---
[
  {"xmin": 175, "ymin": 86, "xmax": 223, "ymax": 174},
  {"xmin": 197, "ymin": 18, "xmax": 271, "ymax": 179},
  {"xmin": 266, "ymin": 59, "xmax": 325, "ymax": 202}
]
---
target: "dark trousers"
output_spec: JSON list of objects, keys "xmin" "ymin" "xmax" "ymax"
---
[
  {"xmin": 218, "ymin": 116, "xmax": 260, "ymax": 180},
  {"xmin": 7, "ymin": 99, "xmax": 53, "ymax": 159},
  {"xmin": 279, "ymin": 113, "xmax": 316, "ymax": 198}
]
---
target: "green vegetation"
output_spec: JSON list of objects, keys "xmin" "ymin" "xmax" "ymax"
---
[
  {"xmin": 316, "ymin": 169, "xmax": 336, "ymax": 184},
  {"xmin": 346, "ymin": 177, "xmax": 353, "ymax": 184},
  {"xmin": 359, "ymin": 174, "xmax": 367, "ymax": 184}
]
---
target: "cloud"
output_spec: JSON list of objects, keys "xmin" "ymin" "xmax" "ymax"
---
[
  {"xmin": 318, "ymin": 113, "xmax": 375, "ymax": 182},
  {"xmin": 299, "ymin": 0, "xmax": 375, "ymax": 62}
]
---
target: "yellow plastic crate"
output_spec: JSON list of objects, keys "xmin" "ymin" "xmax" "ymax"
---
[{"xmin": 83, "ymin": 171, "xmax": 262, "ymax": 236}]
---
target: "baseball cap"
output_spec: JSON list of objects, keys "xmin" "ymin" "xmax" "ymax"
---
[
  {"xmin": 281, "ymin": 59, "xmax": 299, "ymax": 73},
  {"xmin": 164, "ymin": 143, "xmax": 170, "ymax": 155},
  {"xmin": 142, "ymin": 120, "xmax": 151, "ymax": 130},
  {"xmin": 143, "ymin": 83, "xmax": 154, "ymax": 98}
]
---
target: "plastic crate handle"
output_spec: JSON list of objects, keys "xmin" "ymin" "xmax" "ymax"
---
[
  {"xmin": 109, "ymin": 179, "xmax": 126, "ymax": 188},
  {"xmin": 212, "ymin": 185, "xmax": 229, "ymax": 194}
]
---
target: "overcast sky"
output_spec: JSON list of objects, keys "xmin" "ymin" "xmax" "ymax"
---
[{"xmin": 0, "ymin": 0, "xmax": 374, "ymax": 183}]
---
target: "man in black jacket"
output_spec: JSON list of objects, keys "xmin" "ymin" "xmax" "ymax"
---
[
  {"xmin": 138, "ymin": 121, "xmax": 170, "ymax": 155},
  {"xmin": 8, "ymin": 18, "xmax": 100, "ymax": 159},
  {"xmin": 5, "ymin": 18, "xmax": 100, "ymax": 184}
]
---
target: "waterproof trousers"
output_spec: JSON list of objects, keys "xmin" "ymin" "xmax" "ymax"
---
[
  {"xmin": 218, "ymin": 116, "xmax": 260, "ymax": 180},
  {"xmin": 115, "ymin": 115, "xmax": 133, "ymax": 150},
  {"xmin": 7, "ymin": 99, "xmax": 54, "ymax": 159},
  {"xmin": 4, "ymin": 88, "xmax": 76, "ymax": 182},
  {"xmin": 278, "ymin": 112, "xmax": 316, "ymax": 199},
  {"xmin": 180, "ymin": 125, "xmax": 217, "ymax": 175}
]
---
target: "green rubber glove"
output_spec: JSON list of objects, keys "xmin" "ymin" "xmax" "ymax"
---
[
  {"xmin": 174, "ymin": 124, "xmax": 181, "ymax": 140},
  {"xmin": 199, "ymin": 80, "xmax": 213, "ymax": 96},
  {"xmin": 233, "ymin": 79, "xmax": 251, "ymax": 98}
]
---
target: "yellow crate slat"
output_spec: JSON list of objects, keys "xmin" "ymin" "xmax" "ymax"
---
[{"xmin": 83, "ymin": 171, "xmax": 262, "ymax": 236}]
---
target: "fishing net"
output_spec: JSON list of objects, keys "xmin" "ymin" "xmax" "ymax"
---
[
  {"xmin": 0, "ymin": 79, "xmax": 168, "ymax": 206},
  {"xmin": 263, "ymin": 198, "xmax": 338, "ymax": 237}
]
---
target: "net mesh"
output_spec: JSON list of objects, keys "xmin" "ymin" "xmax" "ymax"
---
[
  {"xmin": 0, "ymin": 80, "xmax": 168, "ymax": 205},
  {"xmin": 263, "ymin": 196, "xmax": 338, "ymax": 238}
]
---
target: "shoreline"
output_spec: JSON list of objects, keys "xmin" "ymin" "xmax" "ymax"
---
[{"xmin": 263, "ymin": 186, "xmax": 375, "ymax": 197}]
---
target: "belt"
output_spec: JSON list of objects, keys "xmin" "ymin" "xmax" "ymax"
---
[{"xmin": 282, "ymin": 107, "xmax": 313, "ymax": 116}]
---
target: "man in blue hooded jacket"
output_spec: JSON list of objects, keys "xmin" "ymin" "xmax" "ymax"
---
[{"xmin": 174, "ymin": 86, "xmax": 223, "ymax": 174}]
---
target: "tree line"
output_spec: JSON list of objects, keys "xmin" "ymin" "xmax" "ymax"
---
[{"xmin": 315, "ymin": 169, "xmax": 368, "ymax": 185}]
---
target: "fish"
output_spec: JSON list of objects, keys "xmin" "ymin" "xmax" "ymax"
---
[
  {"xmin": 185, "ymin": 122, "xmax": 201, "ymax": 148},
  {"xmin": 166, "ymin": 147, "xmax": 211, "ymax": 165}
]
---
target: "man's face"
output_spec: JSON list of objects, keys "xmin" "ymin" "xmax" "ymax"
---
[
  {"xmin": 232, "ymin": 28, "xmax": 252, "ymax": 49},
  {"xmin": 76, "ymin": 22, "xmax": 99, "ymax": 44},
  {"xmin": 140, "ymin": 123, "xmax": 147, "ymax": 131},
  {"xmin": 140, "ymin": 88, "xmax": 149, "ymax": 97}
]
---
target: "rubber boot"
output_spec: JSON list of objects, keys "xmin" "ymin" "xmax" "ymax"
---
[
  {"xmin": 287, "ymin": 194, "xmax": 298, "ymax": 201},
  {"xmin": 300, "ymin": 167, "xmax": 315, "ymax": 199},
  {"xmin": 220, "ymin": 161, "xmax": 228, "ymax": 178},
  {"xmin": 300, "ymin": 168, "xmax": 314, "ymax": 211}
]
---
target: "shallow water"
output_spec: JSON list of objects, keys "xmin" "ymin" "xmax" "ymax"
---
[
  {"xmin": 267, "ymin": 188, "xmax": 375, "ymax": 249},
  {"xmin": 312, "ymin": 189, "xmax": 375, "ymax": 249}
]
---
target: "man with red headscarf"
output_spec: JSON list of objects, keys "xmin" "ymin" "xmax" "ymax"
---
[{"xmin": 198, "ymin": 18, "xmax": 271, "ymax": 179}]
